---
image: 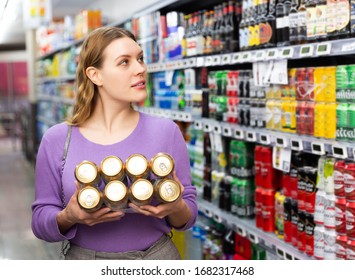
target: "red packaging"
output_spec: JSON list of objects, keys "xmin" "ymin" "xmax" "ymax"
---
[
  {"xmin": 254, "ymin": 187, "xmax": 263, "ymax": 229},
  {"xmin": 335, "ymin": 197, "xmax": 347, "ymax": 234},
  {"xmin": 260, "ymin": 146, "xmax": 275, "ymax": 189},
  {"xmin": 254, "ymin": 146, "xmax": 263, "ymax": 187},
  {"xmin": 296, "ymin": 68, "xmax": 307, "ymax": 101},
  {"xmin": 261, "ymin": 188, "xmax": 275, "ymax": 232},
  {"xmin": 234, "ymin": 232, "xmax": 252, "ymax": 259},
  {"xmin": 334, "ymin": 160, "xmax": 346, "ymax": 197},
  {"xmin": 305, "ymin": 213, "xmax": 315, "ymax": 256},
  {"xmin": 304, "ymin": 101, "xmax": 315, "ymax": 136},
  {"xmin": 344, "ymin": 162, "xmax": 355, "ymax": 201},
  {"xmin": 346, "ymin": 238, "xmax": 355, "ymax": 260},
  {"xmin": 297, "ymin": 211, "xmax": 306, "ymax": 252},
  {"xmin": 336, "ymin": 234, "xmax": 347, "ymax": 260},
  {"xmin": 282, "ymin": 172, "xmax": 292, "ymax": 197},
  {"xmin": 306, "ymin": 67, "xmax": 315, "ymax": 101},
  {"xmin": 346, "ymin": 200, "xmax": 355, "ymax": 239}
]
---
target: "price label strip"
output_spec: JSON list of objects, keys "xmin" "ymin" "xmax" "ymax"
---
[
  {"xmin": 332, "ymin": 145, "xmax": 348, "ymax": 159},
  {"xmin": 259, "ymin": 133, "xmax": 271, "ymax": 145},
  {"xmin": 196, "ymin": 57, "xmax": 205, "ymax": 67},
  {"xmin": 203, "ymin": 122, "xmax": 213, "ymax": 133},
  {"xmin": 213, "ymin": 124, "xmax": 222, "ymax": 134},
  {"xmin": 234, "ymin": 128, "xmax": 245, "ymax": 140},
  {"xmin": 280, "ymin": 47, "xmax": 294, "ymax": 59},
  {"xmin": 266, "ymin": 49, "xmax": 278, "ymax": 60},
  {"xmin": 204, "ymin": 56, "xmax": 213, "ymax": 67},
  {"xmin": 299, "ymin": 45, "xmax": 314, "ymax": 58},
  {"xmin": 275, "ymin": 136, "xmax": 289, "ymax": 148},
  {"xmin": 212, "ymin": 55, "xmax": 221, "ymax": 66},
  {"xmin": 194, "ymin": 120, "xmax": 203, "ymax": 130},
  {"xmin": 240, "ymin": 52, "xmax": 251, "ymax": 63},
  {"xmin": 311, "ymin": 142, "xmax": 325, "ymax": 155},
  {"xmin": 291, "ymin": 139, "xmax": 304, "ymax": 151},
  {"xmin": 221, "ymin": 54, "xmax": 232, "ymax": 65},
  {"xmin": 255, "ymin": 50, "xmax": 266, "ymax": 61},
  {"xmin": 316, "ymin": 42, "xmax": 331, "ymax": 56},
  {"xmin": 232, "ymin": 53, "xmax": 241, "ymax": 64},
  {"xmin": 222, "ymin": 125, "xmax": 233, "ymax": 137},
  {"xmin": 246, "ymin": 131, "xmax": 257, "ymax": 142}
]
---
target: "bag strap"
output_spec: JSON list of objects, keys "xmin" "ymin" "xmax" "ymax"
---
[{"xmin": 60, "ymin": 124, "xmax": 72, "ymax": 209}]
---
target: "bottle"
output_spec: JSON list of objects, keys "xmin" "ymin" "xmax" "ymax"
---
[
  {"xmin": 225, "ymin": 1, "xmax": 239, "ymax": 52},
  {"xmin": 306, "ymin": 0, "xmax": 317, "ymax": 42},
  {"xmin": 315, "ymin": 0, "xmax": 328, "ymax": 41},
  {"xmin": 326, "ymin": 0, "xmax": 338, "ymax": 39},
  {"xmin": 265, "ymin": 0, "xmax": 278, "ymax": 47},
  {"xmin": 181, "ymin": 14, "xmax": 189, "ymax": 57},
  {"xmin": 212, "ymin": 5, "xmax": 222, "ymax": 53},
  {"xmin": 283, "ymin": 0, "xmax": 292, "ymax": 45},
  {"xmin": 239, "ymin": 0, "xmax": 248, "ymax": 50},
  {"xmin": 336, "ymin": 0, "xmax": 351, "ymax": 39},
  {"xmin": 196, "ymin": 10, "xmax": 205, "ymax": 55},
  {"xmin": 220, "ymin": 3, "xmax": 228, "ymax": 53},
  {"xmin": 289, "ymin": 0, "xmax": 299, "ymax": 44},
  {"xmin": 202, "ymin": 10, "xmax": 209, "ymax": 55},
  {"xmin": 205, "ymin": 10, "xmax": 214, "ymax": 54},
  {"xmin": 276, "ymin": 0, "xmax": 286, "ymax": 46},
  {"xmin": 297, "ymin": 0, "xmax": 308, "ymax": 44},
  {"xmin": 257, "ymin": 0, "xmax": 268, "ymax": 47}
]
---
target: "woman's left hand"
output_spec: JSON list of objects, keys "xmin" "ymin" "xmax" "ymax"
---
[{"xmin": 128, "ymin": 172, "xmax": 186, "ymax": 219}]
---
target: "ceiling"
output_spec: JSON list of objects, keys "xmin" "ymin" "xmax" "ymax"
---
[{"xmin": 0, "ymin": 0, "xmax": 98, "ymax": 51}]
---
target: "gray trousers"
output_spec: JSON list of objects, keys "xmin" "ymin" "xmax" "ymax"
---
[{"xmin": 63, "ymin": 234, "xmax": 181, "ymax": 260}]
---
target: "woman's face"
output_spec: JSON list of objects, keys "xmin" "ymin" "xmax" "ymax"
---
[{"xmin": 96, "ymin": 37, "xmax": 147, "ymax": 104}]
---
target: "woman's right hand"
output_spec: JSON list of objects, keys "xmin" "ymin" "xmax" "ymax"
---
[{"xmin": 56, "ymin": 182, "xmax": 125, "ymax": 233}]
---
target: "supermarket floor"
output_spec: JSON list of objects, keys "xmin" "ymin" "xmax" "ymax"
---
[{"xmin": 0, "ymin": 136, "xmax": 61, "ymax": 260}]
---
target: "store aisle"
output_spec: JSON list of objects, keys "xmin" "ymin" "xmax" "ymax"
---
[{"xmin": 0, "ymin": 137, "xmax": 61, "ymax": 260}]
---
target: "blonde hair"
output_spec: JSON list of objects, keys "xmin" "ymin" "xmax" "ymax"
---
[{"xmin": 67, "ymin": 26, "xmax": 137, "ymax": 126}]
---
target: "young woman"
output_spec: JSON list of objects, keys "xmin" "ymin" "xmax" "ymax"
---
[{"xmin": 32, "ymin": 26, "xmax": 197, "ymax": 260}]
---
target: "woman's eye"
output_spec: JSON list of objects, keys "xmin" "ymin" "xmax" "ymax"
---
[
  {"xmin": 138, "ymin": 56, "xmax": 144, "ymax": 62},
  {"xmin": 119, "ymin": 59, "xmax": 128, "ymax": 65}
]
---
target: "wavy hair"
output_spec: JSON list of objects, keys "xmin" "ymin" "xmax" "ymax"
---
[{"xmin": 67, "ymin": 26, "xmax": 137, "ymax": 126}]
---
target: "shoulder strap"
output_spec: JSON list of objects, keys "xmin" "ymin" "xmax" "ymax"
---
[{"xmin": 60, "ymin": 125, "xmax": 72, "ymax": 209}]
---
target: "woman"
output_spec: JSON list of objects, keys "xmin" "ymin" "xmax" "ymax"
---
[{"xmin": 31, "ymin": 26, "xmax": 197, "ymax": 260}]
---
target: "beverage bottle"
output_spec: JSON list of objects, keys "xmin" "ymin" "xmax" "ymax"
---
[
  {"xmin": 205, "ymin": 10, "xmax": 214, "ymax": 55},
  {"xmin": 239, "ymin": 0, "xmax": 248, "ymax": 50},
  {"xmin": 289, "ymin": 0, "xmax": 299, "ymax": 44},
  {"xmin": 196, "ymin": 10, "xmax": 205, "ymax": 56},
  {"xmin": 336, "ymin": 0, "xmax": 351, "ymax": 39},
  {"xmin": 265, "ymin": 0, "xmax": 278, "ymax": 47},
  {"xmin": 220, "ymin": 3, "xmax": 228, "ymax": 53},
  {"xmin": 257, "ymin": 0, "xmax": 268, "ymax": 47},
  {"xmin": 276, "ymin": 0, "xmax": 286, "ymax": 46},
  {"xmin": 297, "ymin": 0, "xmax": 308, "ymax": 44},
  {"xmin": 283, "ymin": 0, "xmax": 292, "ymax": 45},
  {"xmin": 315, "ymin": 0, "xmax": 328, "ymax": 41},
  {"xmin": 306, "ymin": 0, "xmax": 317, "ymax": 42},
  {"xmin": 212, "ymin": 5, "xmax": 222, "ymax": 53},
  {"xmin": 225, "ymin": 0, "xmax": 240, "ymax": 52}
]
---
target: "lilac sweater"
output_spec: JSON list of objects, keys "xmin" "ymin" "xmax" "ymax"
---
[{"xmin": 32, "ymin": 112, "xmax": 197, "ymax": 252}]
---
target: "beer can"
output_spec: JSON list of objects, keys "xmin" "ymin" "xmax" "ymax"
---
[
  {"xmin": 261, "ymin": 188, "xmax": 275, "ymax": 232},
  {"xmin": 336, "ymin": 234, "xmax": 347, "ymax": 260},
  {"xmin": 313, "ymin": 224, "xmax": 325, "ymax": 260},
  {"xmin": 103, "ymin": 180, "xmax": 128, "ymax": 210},
  {"xmin": 125, "ymin": 153, "xmax": 150, "ymax": 182},
  {"xmin": 129, "ymin": 178, "xmax": 154, "ymax": 206},
  {"xmin": 324, "ymin": 228, "xmax": 337, "ymax": 260},
  {"xmin": 334, "ymin": 160, "xmax": 346, "ymax": 197},
  {"xmin": 344, "ymin": 162, "xmax": 355, "ymax": 200},
  {"xmin": 154, "ymin": 178, "xmax": 181, "ymax": 203},
  {"xmin": 74, "ymin": 160, "xmax": 101, "ymax": 187},
  {"xmin": 346, "ymin": 238, "xmax": 355, "ymax": 260},
  {"xmin": 100, "ymin": 155, "xmax": 126, "ymax": 183},
  {"xmin": 314, "ymin": 189, "xmax": 326, "ymax": 225},
  {"xmin": 304, "ymin": 101, "xmax": 315, "ymax": 136},
  {"xmin": 254, "ymin": 186, "xmax": 263, "ymax": 229},
  {"xmin": 346, "ymin": 200, "xmax": 355, "ymax": 239},
  {"xmin": 150, "ymin": 152, "xmax": 175, "ymax": 178},
  {"xmin": 77, "ymin": 185, "xmax": 103, "ymax": 212},
  {"xmin": 335, "ymin": 197, "xmax": 347, "ymax": 235},
  {"xmin": 305, "ymin": 213, "xmax": 315, "ymax": 256},
  {"xmin": 336, "ymin": 103, "xmax": 349, "ymax": 130},
  {"xmin": 324, "ymin": 193, "xmax": 336, "ymax": 229},
  {"xmin": 275, "ymin": 191, "xmax": 285, "ymax": 238}
]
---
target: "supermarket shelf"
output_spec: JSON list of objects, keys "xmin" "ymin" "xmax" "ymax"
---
[
  {"xmin": 137, "ymin": 106, "xmax": 200, "ymax": 122},
  {"xmin": 36, "ymin": 75, "xmax": 76, "ymax": 83},
  {"xmin": 37, "ymin": 39, "xmax": 84, "ymax": 61},
  {"xmin": 146, "ymin": 38, "xmax": 355, "ymax": 73},
  {"xmin": 37, "ymin": 94, "xmax": 75, "ymax": 105},
  {"xmin": 197, "ymin": 198, "xmax": 314, "ymax": 260}
]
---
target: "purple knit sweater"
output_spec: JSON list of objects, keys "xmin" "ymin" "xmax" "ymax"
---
[{"xmin": 32, "ymin": 112, "xmax": 197, "ymax": 252}]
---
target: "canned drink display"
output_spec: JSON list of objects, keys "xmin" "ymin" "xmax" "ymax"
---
[
  {"xmin": 305, "ymin": 213, "xmax": 315, "ymax": 256},
  {"xmin": 314, "ymin": 189, "xmax": 326, "ymax": 225},
  {"xmin": 74, "ymin": 160, "xmax": 101, "ymax": 187},
  {"xmin": 346, "ymin": 238, "xmax": 355, "ymax": 260},
  {"xmin": 324, "ymin": 193, "xmax": 336, "ymax": 229},
  {"xmin": 77, "ymin": 185, "xmax": 103, "ymax": 212},
  {"xmin": 335, "ymin": 197, "xmax": 347, "ymax": 234},
  {"xmin": 344, "ymin": 161, "xmax": 355, "ymax": 200},
  {"xmin": 334, "ymin": 160, "xmax": 346, "ymax": 197},
  {"xmin": 150, "ymin": 152, "xmax": 175, "ymax": 178},
  {"xmin": 324, "ymin": 228, "xmax": 337, "ymax": 260},
  {"xmin": 125, "ymin": 153, "xmax": 150, "ymax": 182},
  {"xmin": 129, "ymin": 178, "xmax": 154, "ymax": 206},
  {"xmin": 336, "ymin": 234, "xmax": 347, "ymax": 260},
  {"xmin": 103, "ymin": 180, "xmax": 128, "ymax": 210},
  {"xmin": 313, "ymin": 224, "xmax": 325, "ymax": 260},
  {"xmin": 100, "ymin": 155, "xmax": 126, "ymax": 184},
  {"xmin": 154, "ymin": 178, "xmax": 181, "ymax": 203},
  {"xmin": 346, "ymin": 200, "xmax": 355, "ymax": 239}
]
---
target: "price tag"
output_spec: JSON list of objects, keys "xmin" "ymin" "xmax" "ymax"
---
[
  {"xmin": 232, "ymin": 53, "xmax": 241, "ymax": 64},
  {"xmin": 276, "ymin": 248, "xmax": 286, "ymax": 260},
  {"xmin": 176, "ymin": 60, "xmax": 183, "ymax": 69},
  {"xmin": 212, "ymin": 55, "xmax": 221, "ymax": 66},
  {"xmin": 247, "ymin": 233, "xmax": 259, "ymax": 244},
  {"xmin": 255, "ymin": 50, "xmax": 266, "ymax": 61},
  {"xmin": 291, "ymin": 139, "xmax": 304, "ymax": 151},
  {"xmin": 204, "ymin": 208, "xmax": 212, "ymax": 218},
  {"xmin": 259, "ymin": 133, "xmax": 271, "ymax": 145},
  {"xmin": 241, "ymin": 52, "xmax": 251, "ymax": 63},
  {"xmin": 285, "ymin": 253, "xmax": 293, "ymax": 260},
  {"xmin": 222, "ymin": 126, "xmax": 232, "ymax": 137},
  {"xmin": 188, "ymin": 58, "xmax": 196, "ymax": 67},
  {"xmin": 163, "ymin": 110, "xmax": 171, "ymax": 119},
  {"xmin": 221, "ymin": 54, "xmax": 232, "ymax": 65},
  {"xmin": 203, "ymin": 122, "xmax": 213, "ymax": 132},
  {"xmin": 204, "ymin": 56, "xmax": 213, "ymax": 66},
  {"xmin": 183, "ymin": 112, "xmax": 192, "ymax": 122},
  {"xmin": 196, "ymin": 56, "xmax": 205, "ymax": 67},
  {"xmin": 236, "ymin": 226, "xmax": 247, "ymax": 237},
  {"xmin": 194, "ymin": 120, "xmax": 203, "ymax": 130},
  {"xmin": 182, "ymin": 59, "xmax": 189, "ymax": 67},
  {"xmin": 280, "ymin": 47, "xmax": 294, "ymax": 59},
  {"xmin": 332, "ymin": 145, "xmax": 348, "ymax": 159},
  {"xmin": 213, "ymin": 213, "xmax": 223, "ymax": 224},
  {"xmin": 246, "ymin": 131, "xmax": 257, "ymax": 142},
  {"xmin": 275, "ymin": 136, "xmax": 289, "ymax": 148},
  {"xmin": 234, "ymin": 128, "xmax": 244, "ymax": 140},
  {"xmin": 299, "ymin": 45, "xmax": 314, "ymax": 58},
  {"xmin": 316, "ymin": 42, "xmax": 331, "ymax": 56},
  {"xmin": 311, "ymin": 142, "xmax": 325, "ymax": 155},
  {"xmin": 266, "ymin": 49, "xmax": 278, "ymax": 60},
  {"xmin": 213, "ymin": 124, "xmax": 222, "ymax": 134}
]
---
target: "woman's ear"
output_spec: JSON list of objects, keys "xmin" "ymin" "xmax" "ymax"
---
[{"xmin": 86, "ymin": 66, "xmax": 102, "ymax": 86}]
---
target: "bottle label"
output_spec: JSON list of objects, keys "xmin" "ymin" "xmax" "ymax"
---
[
  {"xmin": 337, "ymin": 0, "xmax": 350, "ymax": 31},
  {"xmin": 315, "ymin": 5, "xmax": 327, "ymax": 36},
  {"xmin": 327, "ymin": 0, "xmax": 337, "ymax": 33},
  {"xmin": 297, "ymin": 11, "xmax": 307, "ymax": 40}
]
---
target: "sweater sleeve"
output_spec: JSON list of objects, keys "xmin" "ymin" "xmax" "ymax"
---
[
  {"xmin": 169, "ymin": 123, "xmax": 198, "ymax": 231},
  {"xmin": 31, "ymin": 126, "xmax": 76, "ymax": 242}
]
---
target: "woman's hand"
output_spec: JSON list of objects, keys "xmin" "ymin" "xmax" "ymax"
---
[
  {"xmin": 128, "ymin": 172, "xmax": 191, "ymax": 228},
  {"xmin": 57, "ymin": 182, "xmax": 125, "ymax": 233}
]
